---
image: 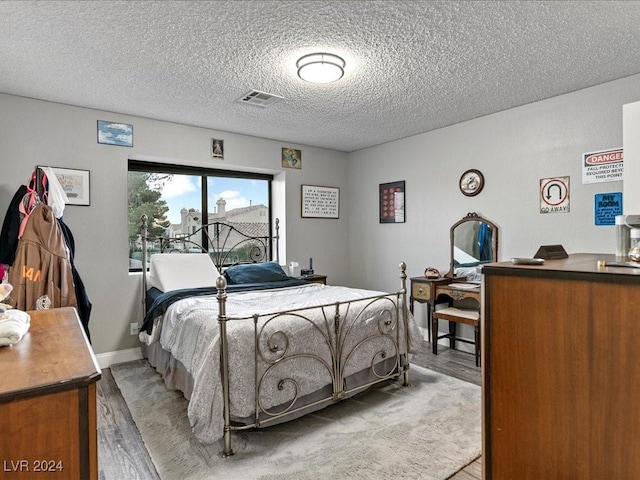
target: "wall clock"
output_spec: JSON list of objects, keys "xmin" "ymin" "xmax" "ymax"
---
[{"xmin": 459, "ymin": 169, "xmax": 485, "ymax": 197}]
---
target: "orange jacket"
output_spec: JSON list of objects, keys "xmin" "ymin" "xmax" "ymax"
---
[{"xmin": 7, "ymin": 205, "xmax": 77, "ymax": 311}]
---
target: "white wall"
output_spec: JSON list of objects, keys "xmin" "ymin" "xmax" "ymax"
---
[
  {"xmin": 3, "ymin": 74, "xmax": 639, "ymax": 357},
  {"xmin": 0, "ymin": 93, "xmax": 349, "ymax": 355},
  {"xmin": 347, "ymin": 74, "xmax": 640, "ymax": 336}
]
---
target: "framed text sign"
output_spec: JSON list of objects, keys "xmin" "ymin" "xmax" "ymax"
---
[{"xmin": 301, "ymin": 185, "xmax": 339, "ymax": 219}]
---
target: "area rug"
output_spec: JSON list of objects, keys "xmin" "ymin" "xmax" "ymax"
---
[{"xmin": 111, "ymin": 360, "xmax": 481, "ymax": 480}]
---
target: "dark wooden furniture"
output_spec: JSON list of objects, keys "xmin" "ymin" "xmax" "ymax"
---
[
  {"xmin": 482, "ymin": 253, "xmax": 640, "ymax": 479},
  {"xmin": 0, "ymin": 307, "xmax": 101, "ymax": 479},
  {"xmin": 300, "ymin": 274, "xmax": 327, "ymax": 285}
]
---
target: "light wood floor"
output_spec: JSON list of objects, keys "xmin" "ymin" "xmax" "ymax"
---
[{"xmin": 97, "ymin": 341, "xmax": 482, "ymax": 480}]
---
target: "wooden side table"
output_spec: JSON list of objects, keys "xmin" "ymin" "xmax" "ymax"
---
[
  {"xmin": 299, "ymin": 274, "xmax": 327, "ymax": 285},
  {"xmin": 0, "ymin": 307, "xmax": 101, "ymax": 479}
]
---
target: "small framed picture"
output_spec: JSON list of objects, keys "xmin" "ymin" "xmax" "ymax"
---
[
  {"xmin": 282, "ymin": 147, "xmax": 302, "ymax": 169},
  {"xmin": 97, "ymin": 120, "xmax": 133, "ymax": 147},
  {"xmin": 49, "ymin": 167, "xmax": 91, "ymax": 206},
  {"xmin": 211, "ymin": 138, "xmax": 224, "ymax": 159}
]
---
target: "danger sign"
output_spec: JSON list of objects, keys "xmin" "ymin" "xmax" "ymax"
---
[
  {"xmin": 582, "ymin": 148, "xmax": 623, "ymax": 184},
  {"xmin": 540, "ymin": 176, "xmax": 570, "ymax": 214}
]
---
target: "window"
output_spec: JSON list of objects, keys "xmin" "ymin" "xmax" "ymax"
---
[{"xmin": 128, "ymin": 160, "xmax": 272, "ymax": 271}]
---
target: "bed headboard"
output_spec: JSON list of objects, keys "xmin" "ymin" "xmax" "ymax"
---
[{"xmin": 139, "ymin": 214, "xmax": 280, "ymax": 296}]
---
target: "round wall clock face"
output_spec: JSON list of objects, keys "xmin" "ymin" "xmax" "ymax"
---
[{"xmin": 459, "ymin": 169, "xmax": 485, "ymax": 196}]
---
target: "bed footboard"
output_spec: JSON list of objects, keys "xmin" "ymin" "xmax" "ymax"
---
[{"xmin": 216, "ymin": 262, "xmax": 411, "ymax": 457}]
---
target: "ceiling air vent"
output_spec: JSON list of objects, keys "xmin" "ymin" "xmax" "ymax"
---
[{"xmin": 237, "ymin": 90, "xmax": 283, "ymax": 108}]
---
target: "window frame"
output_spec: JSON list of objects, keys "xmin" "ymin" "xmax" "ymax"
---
[{"xmin": 128, "ymin": 160, "xmax": 274, "ymax": 272}]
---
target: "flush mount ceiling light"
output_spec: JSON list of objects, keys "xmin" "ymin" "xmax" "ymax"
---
[{"xmin": 296, "ymin": 53, "xmax": 345, "ymax": 84}]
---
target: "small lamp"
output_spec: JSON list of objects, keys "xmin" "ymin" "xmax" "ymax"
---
[{"xmin": 297, "ymin": 53, "xmax": 345, "ymax": 84}]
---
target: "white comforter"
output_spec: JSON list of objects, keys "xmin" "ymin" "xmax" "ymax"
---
[{"xmin": 145, "ymin": 282, "xmax": 421, "ymax": 443}]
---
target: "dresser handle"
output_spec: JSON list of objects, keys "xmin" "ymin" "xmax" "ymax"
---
[{"xmin": 418, "ymin": 287, "xmax": 424, "ymax": 295}]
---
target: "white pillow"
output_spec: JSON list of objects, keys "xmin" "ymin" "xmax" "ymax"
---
[{"xmin": 148, "ymin": 253, "xmax": 220, "ymax": 292}]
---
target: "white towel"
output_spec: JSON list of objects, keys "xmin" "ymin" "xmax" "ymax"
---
[
  {"xmin": 40, "ymin": 166, "xmax": 69, "ymax": 219},
  {"xmin": 0, "ymin": 309, "xmax": 31, "ymax": 346}
]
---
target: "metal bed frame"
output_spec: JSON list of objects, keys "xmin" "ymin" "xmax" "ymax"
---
[{"xmin": 139, "ymin": 216, "xmax": 412, "ymax": 457}]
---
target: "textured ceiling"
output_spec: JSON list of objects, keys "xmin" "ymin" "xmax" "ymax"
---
[{"xmin": 2, "ymin": 1, "xmax": 640, "ymax": 152}]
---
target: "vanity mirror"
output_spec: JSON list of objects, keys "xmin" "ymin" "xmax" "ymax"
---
[{"xmin": 446, "ymin": 212, "xmax": 499, "ymax": 279}]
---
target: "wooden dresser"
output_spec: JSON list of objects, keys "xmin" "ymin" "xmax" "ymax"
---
[
  {"xmin": 0, "ymin": 307, "xmax": 101, "ymax": 479},
  {"xmin": 482, "ymin": 254, "xmax": 640, "ymax": 479}
]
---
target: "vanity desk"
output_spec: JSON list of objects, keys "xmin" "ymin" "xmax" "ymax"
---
[
  {"xmin": 433, "ymin": 281, "xmax": 481, "ymax": 304},
  {"xmin": 409, "ymin": 277, "xmax": 480, "ymax": 340},
  {"xmin": 412, "ymin": 212, "xmax": 497, "ymax": 362}
]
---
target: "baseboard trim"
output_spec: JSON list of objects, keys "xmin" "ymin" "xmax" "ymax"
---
[
  {"xmin": 419, "ymin": 326, "xmax": 429, "ymax": 342},
  {"xmin": 95, "ymin": 347, "xmax": 143, "ymax": 369}
]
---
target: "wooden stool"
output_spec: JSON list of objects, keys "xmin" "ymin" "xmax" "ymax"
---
[{"xmin": 432, "ymin": 307, "xmax": 480, "ymax": 366}]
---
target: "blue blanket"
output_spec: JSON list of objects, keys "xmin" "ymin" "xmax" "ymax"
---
[{"xmin": 141, "ymin": 278, "xmax": 311, "ymax": 334}]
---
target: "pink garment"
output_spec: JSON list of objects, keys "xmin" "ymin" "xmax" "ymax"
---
[{"xmin": 18, "ymin": 170, "xmax": 47, "ymax": 239}]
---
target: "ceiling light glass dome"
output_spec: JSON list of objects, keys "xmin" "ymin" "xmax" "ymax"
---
[{"xmin": 297, "ymin": 53, "xmax": 345, "ymax": 84}]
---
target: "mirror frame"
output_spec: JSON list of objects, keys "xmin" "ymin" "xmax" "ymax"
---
[{"xmin": 445, "ymin": 212, "xmax": 499, "ymax": 279}]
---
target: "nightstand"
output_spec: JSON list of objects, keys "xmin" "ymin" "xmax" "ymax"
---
[{"xmin": 299, "ymin": 274, "xmax": 327, "ymax": 285}]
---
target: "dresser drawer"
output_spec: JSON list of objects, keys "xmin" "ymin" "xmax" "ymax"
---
[{"xmin": 412, "ymin": 282, "xmax": 432, "ymax": 301}]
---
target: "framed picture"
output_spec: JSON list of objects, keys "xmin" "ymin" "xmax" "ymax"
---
[
  {"xmin": 97, "ymin": 120, "xmax": 133, "ymax": 147},
  {"xmin": 211, "ymin": 138, "xmax": 224, "ymax": 159},
  {"xmin": 379, "ymin": 181, "xmax": 405, "ymax": 223},
  {"xmin": 282, "ymin": 147, "xmax": 302, "ymax": 169},
  {"xmin": 49, "ymin": 167, "xmax": 91, "ymax": 206},
  {"xmin": 301, "ymin": 185, "xmax": 339, "ymax": 219}
]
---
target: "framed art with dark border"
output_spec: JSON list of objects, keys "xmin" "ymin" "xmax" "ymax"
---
[
  {"xmin": 301, "ymin": 185, "xmax": 339, "ymax": 218},
  {"xmin": 459, "ymin": 168, "xmax": 484, "ymax": 197},
  {"xmin": 50, "ymin": 167, "xmax": 91, "ymax": 206},
  {"xmin": 379, "ymin": 181, "xmax": 405, "ymax": 223}
]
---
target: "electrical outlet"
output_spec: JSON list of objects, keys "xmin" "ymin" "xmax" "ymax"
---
[{"xmin": 130, "ymin": 323, "xmax": 139, "ymax": 336}]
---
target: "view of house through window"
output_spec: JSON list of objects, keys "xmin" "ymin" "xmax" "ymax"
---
[{"xmin": 128, "ymin": 161, "xmax": 271, "ymax": 270}]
